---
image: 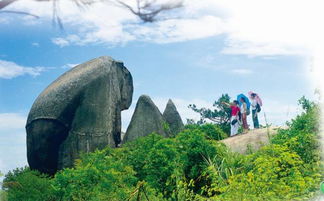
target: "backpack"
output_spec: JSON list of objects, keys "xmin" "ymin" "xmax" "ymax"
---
[{"xmin": 256, "ymin": 103, "xmax": 261, "ymax": 113}]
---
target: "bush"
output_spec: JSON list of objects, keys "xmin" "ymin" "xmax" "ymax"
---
[
  {"xmin": 271, "ymin": 98, "xmax": 321, "ymax": 163},
  {"xmin": 122, "ymin": 130, "xmax": 221, "ymax": 197},
  {"xmin": 200, "ymin": 144, "xmax": 247, "ymax": 197},
  {"xmin": 2, "ymin": 167, "xmax": 55, "ymax": 201},
  {"xmin": 122, "ymin": 133, "xmax": 164, "ymax": 181},
  {"xmin": 52, "ymin": 148, "xmax": 137, "ymax": 201},
  {"xmin": 212, "ymin": 144, "xmax": 320, "ymax": 200},
  {"xmin": 184, "ymin": 124, "xmax": 227, "ymax": 140},
  {"xmin": 142, "ymin": 138, "xmax": 180, "ymax": 196},
  {"xmin": 174, "ymin": 129, "xmax": 218, "ymax": 194},
  {"xmin": 123, "ymin": 131, "xmax": 220, "ymax": 197},
  {"xmin": 0, "ymin": 190, "xmax": 7, "ymax": 201}
]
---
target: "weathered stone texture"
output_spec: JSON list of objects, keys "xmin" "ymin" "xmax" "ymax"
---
[
  {"xmin": 123, "ymin": 95, "xmax": 167, "ymax": 143},
  {"xmin": 26, "ymin": 56, "xmax": 133, "ymax": 174},
  {"xmin": 162, "ymin": 99, "xmax": 184, "ymax": 135}
]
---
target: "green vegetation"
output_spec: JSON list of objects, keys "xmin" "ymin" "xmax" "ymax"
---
[
  {"xmin": 2, "ymin": 167, "xmax": 55, "ymax": 201},
  {"xmin": 188, "ymin": 94, "xmax": 231, "ymax": 134},
  {"xmin": 184, "ymin": 123, "xmax": 227, "ymax": 141},
  {"xmin": 52, "ymin": 149, "xmax": 138, "ymax": 201},
  {"xmin": 2, "ymin": 97, "xmax": 323, "ymax": 200},
  {"xmin": 0, "ymin": 171, "xmax": 7, "ymax": 201}
]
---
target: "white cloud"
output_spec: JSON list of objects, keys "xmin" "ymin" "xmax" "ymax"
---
[
  {"xmin": 6, "ymin": 0, "xmax": 324, "ymax": 59},
  {"xmin": 0, "ymin": 113, "xmax": 26, "ymax": 131},
  {"xmin": 130, "ymin": 15, "xmax": 226, "ymax": 43},
  {"xmin": 0, "ymin": 113, "xmax": 28, "ymax": 176},
  {"xmin": 52, "ymin": 37, "xmax": 70, "ymax": 47},
  {"xmin": 207, "ymin": 0, "xmax": 324, "ymax": 72},
  {"xmin": 221, "ymin": 41, "xmax": 306, "ymax": 57},
  {"xmin": 31, "ymin": 42, "xmax": 39, "ymax": 47},
  {"xmin": 230, "ymin": 68, "xmax": 253, "ymax": 75},
  {"xmin": 7, "ymin": 0, "xmax": 228, "ymax": 46},
  {"xmin": 0, "ymin": 17, "xmax": 9, "ymax": 24},
  {"xmin": 0, "ymin": 60, "xmax": 45, "ymax": 79}
]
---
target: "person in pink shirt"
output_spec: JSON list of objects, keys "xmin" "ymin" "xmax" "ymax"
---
[{"xmin": 222, "ymin": 100, "xmax": 240, "ymax": 136}]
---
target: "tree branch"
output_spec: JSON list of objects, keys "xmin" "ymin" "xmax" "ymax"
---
[{"xmin": 0, "ymin": 10, "xmax": 39, "ymax": 18}]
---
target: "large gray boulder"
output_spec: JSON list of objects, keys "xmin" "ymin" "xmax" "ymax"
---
[
  {"xmin": 123, "ymin": 95, "xmax": 167, "ymax": 143},
  {"xmin": 26, "ymin": 56, "xmax": 133, "ymax": 174},
  {"xmin": 162, "ymin": 99, "xmax": 184, "ymax": 135}
]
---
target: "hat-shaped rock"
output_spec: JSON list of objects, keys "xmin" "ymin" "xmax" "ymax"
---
[{"xmin": 162, "ymin": 99, "xmax": 184, "ymax": 135}]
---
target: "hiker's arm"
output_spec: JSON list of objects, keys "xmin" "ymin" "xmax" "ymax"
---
[{"xmin": 221, "ymin": 102, "xmax": 230, "ymax": 107}]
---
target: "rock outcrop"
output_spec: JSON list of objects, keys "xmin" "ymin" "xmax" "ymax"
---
[
  {"xmin": 26, "ymin": 56, "xmax": 133, "ymax": 174},
  {"xmin": 123, "ymin": 95, "xmax": 167, "ymax": 143},
  {"xmin": 220, "ymin": 127, "xmax": 281, "ymax": 154},
  {"xmin": 162, "ymin": 99, "xmax": 184, "ymax": 135}
]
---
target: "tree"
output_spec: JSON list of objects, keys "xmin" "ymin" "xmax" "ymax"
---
[
  {"xmin": 188, "ymin": 94, "xmax": 231, "ymax": 133},
  {"xmin": 2, "ymin": 167, "xmax": 55, "ymax": 201},
  {"xmin": 298, "ymin": 95, "xmax": 315, "ymax": 112},
  {"xmin": 0, "ymin": 0, "xmax": 183, "ymax": 27}
]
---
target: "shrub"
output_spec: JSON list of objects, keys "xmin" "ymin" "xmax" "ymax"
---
[
  {"xmin": 213, "ymin": 144, "xmax": 320, "ymax": 200},
  {"xmin": 271, "ymin": 98, "xmax": 321, "ymax": 163},
  {"xmin": 2, "ymin": 167, "xmax": 55, "ymax": 201},
  {"xmin": 184, "ymin": 124, "xmax": 227, "ymax": 141},
  {"xmin": 52, "ymin": 148, "xmax": 137, "ymax": 201},
  {"xmin": 143, "ymin": 138, "xmax": 180, "ymax": 196},
  {"xmin": 174, "ymin": 129, "xmax": 218, "ymax": 194},
  {"xmin": 200, "ymin": 144, "xmax": 247, "ymax": 197},
  {"xmin": 122, "ymin": 133, "xmax": 164, "ymax": 181},
  {"xmin": 0, "ymin": 190, "xmax": 7, "ymax": 201}
]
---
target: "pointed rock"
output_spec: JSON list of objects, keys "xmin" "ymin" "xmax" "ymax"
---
[
  {"xmin": 123, "ymin": 95, "xmax": 167, "ymax": 143},
  {"xmin": 163, "ymin": 99, "xmax": 184, "ymax": 135}
]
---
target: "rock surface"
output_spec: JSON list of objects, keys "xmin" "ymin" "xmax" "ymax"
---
[
  {"xmin": 123, "ymin": 95, "xmax": 167, "ymax": 143},
  {"xmin": 162, "ymin": 99, "xmax": 184, "ymax": 135},
  {"xmin": 26, "ymin": 56, "xmax": 133, "ymax": 174},
  {"xmin": 220, "ymin": 127, "xmax": 282, "ymax": 154}
]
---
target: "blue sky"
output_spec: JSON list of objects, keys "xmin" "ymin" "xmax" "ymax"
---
[{"xmin": 0, "ymin": 0, "xmax": 320, "ymax": 178}]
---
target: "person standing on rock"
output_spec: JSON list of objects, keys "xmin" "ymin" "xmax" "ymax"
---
[
  {"xmin": 222, "ymin": 100, "xmax": 240, "ymax": 136},
  {"xmin": 239, "ymin": 97, "xmax": 249, "ymax": 133},
  {"xmin": 250, "ymin": 93, "xmax": 260, "ymax": 129}
]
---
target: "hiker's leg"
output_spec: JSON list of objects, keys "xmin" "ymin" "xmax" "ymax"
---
[
  {"xmin": 242, "ymin": 114, "xmax": 248, "ymax": 129},
  {"xmin": 252, "ymin": 109, "xmax": 256, "ymax": 128},
  {"xmin": 230, "ymin": 125, "xmax": 234, "ymax": 136},
  {"xmin": 230, "ymin": 116, "xmax": 235, "ymax": 136},
  {"xmin": 252, "ymin": 110, "xmax": 258, "ymax": 128},
  {"xmin": 233, "ymin": 121, "xmax": 239, "ymax": 135},
  {"xmin": 255, "ymin": 113, "xmax": 259, "ymax": 128}
]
